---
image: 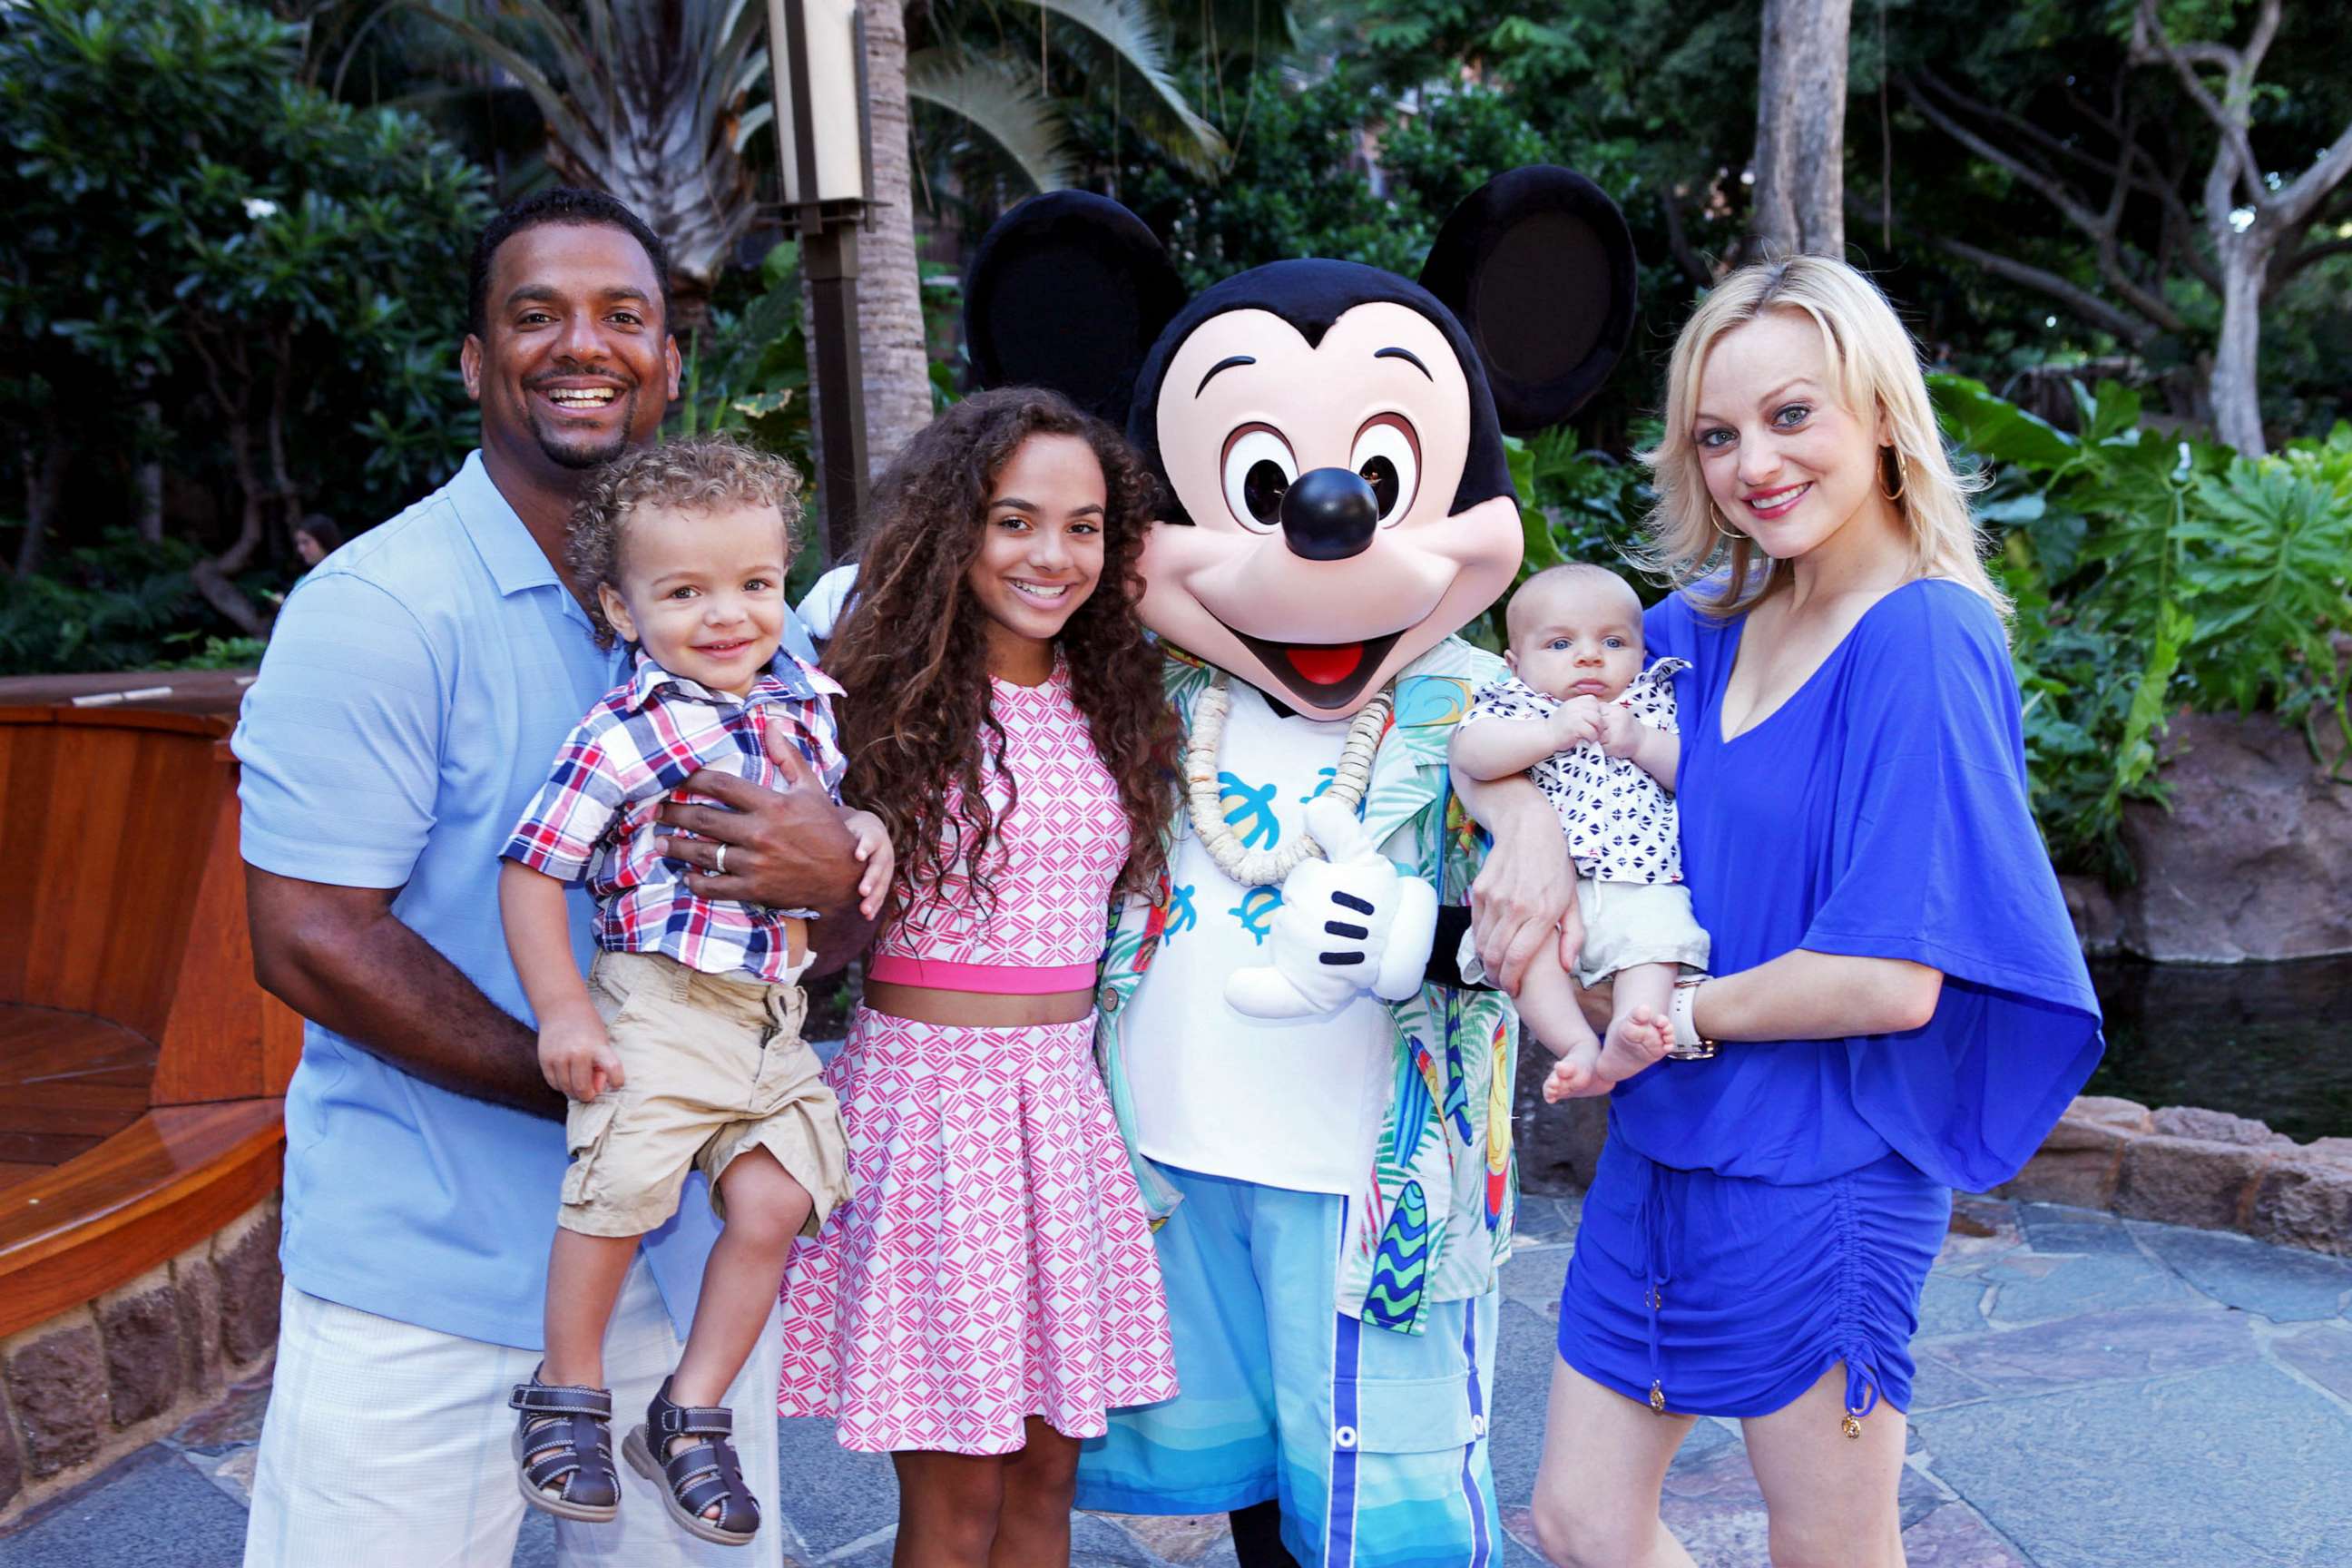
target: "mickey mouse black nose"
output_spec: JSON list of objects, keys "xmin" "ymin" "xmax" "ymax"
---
[{"xmin": 1279, "ymin": 467, "xmax": 1379, "ymax": 561}]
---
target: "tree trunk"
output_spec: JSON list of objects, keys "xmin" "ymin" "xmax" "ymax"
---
[
  {"xmin": 1749, "ymin": 0, "xmax": 1851, "ymax": 260},
  {"xmin": 15, "ymin": 435, "xmax": 66, "ymax": 578},
  {"xmin": 2210, "ymin": 239, "xmax": 2269, "ymax": 454},
  {"xmin": 134, "ymin": 401, "xmax": 165, "ymax": 544},
  {"xmin": 855, "ymin": 0, "xmax": 932, "ymax": 477}
]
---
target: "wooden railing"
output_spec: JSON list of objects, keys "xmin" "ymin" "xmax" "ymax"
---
[{"xmin": 0, "ymin": 684, "xmax": 299, "ymax": 1338}]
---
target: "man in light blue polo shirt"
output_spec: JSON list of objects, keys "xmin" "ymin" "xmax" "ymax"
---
[{"xmin": 233, "ymin": 188, "xmax": 869, "ymax": 1567}]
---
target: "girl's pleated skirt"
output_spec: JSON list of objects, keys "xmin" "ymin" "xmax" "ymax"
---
[
  {"xmin": 1559, "ymin": 1133, "xmax": 1951, "ymax": 1423},
  {"xmin": 776, "ymin": 1007, "xmax": 1179, "ymax": 1454}
]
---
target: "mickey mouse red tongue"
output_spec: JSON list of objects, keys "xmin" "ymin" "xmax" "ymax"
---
[
  {"xmin": 1233, "ymin": 629, "xmax": 1404, "ymax": 711},
  {"xmin": 1287, "ymin": 643, "xmax": 1362, "ymax": 685}
]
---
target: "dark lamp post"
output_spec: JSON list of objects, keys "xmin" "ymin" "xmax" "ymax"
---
[{"xmin": 767, "ymin": 0, "xmax": 874, "ymax": 563}]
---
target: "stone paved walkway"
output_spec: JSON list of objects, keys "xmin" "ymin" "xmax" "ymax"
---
[{"xmin": 5, "ymin": 1191, "xmax": 2347, "ymax": 1567}]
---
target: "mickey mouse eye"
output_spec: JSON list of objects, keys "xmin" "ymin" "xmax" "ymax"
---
[
  {"xmin": 1350, "ymin": 415, "xmax": 1420, "ymax": 524},
  {"xmin": 1220, "ymin": 425, "xmax": 1297, "ymax": 533}
]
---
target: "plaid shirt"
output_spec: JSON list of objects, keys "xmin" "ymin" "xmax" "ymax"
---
[{"xmin": 503, "ymin": 651, "xmax": 848, "ymax": 982}]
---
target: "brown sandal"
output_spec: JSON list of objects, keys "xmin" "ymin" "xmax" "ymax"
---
[
  {"xmin": 508, "ymin": 1373, "xmax": 621, "ymax": 1523},
  {"xmin": 622, "ymin": 1376, "xmax": 759, "ymax": 1546}
]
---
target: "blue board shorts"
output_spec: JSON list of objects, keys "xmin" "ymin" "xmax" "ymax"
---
[
  {"xmin": 1560, "ymin": 1134, "xmax": 1950, "ymax": 1421},
  {"xmin": 1073, "ymin": 1164, "xmax": 1503, "ymax": 1568}
]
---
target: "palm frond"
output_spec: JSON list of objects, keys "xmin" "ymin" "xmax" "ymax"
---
[
  {"xmin": 1027, "ymin": 0, "xmax": 1228, "ymax": 173},
  {"xmin": 906, "ymin": 47, "xmax": 1077, "ymax": 192}
]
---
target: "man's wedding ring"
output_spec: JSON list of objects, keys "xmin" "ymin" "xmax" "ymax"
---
[{"xmin": 712, "ymin": 842, "xmax": 728, "ymax": 877}]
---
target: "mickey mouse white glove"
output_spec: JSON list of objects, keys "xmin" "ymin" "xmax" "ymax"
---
[{"xmin": 1224, "ymin": 797, "xmax": 1440, "ymax": 1020}]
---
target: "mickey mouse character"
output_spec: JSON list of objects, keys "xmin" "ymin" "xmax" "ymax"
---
[{"xmin": 963, "ymin": 167, "xmax": 1635, "ymax": 1568}]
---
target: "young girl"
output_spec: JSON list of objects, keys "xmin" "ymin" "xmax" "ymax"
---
[
  {"xmin": 1468, "ymin": 258, "xmax": 2101, "ymax": 1568},
  {"xmin": 777, "ymin": 388, "xmax": 1181, "ymax": 1565}
]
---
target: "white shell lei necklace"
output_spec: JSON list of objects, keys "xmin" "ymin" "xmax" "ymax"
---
[{"xmin": 1182, "ymin": 669, "xmax": 1392, "ymax": 887}]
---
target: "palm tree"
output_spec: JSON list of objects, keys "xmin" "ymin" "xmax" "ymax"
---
[{"xmin": 410, "ymin": 0, "xmax": 773, "ymax": 333}]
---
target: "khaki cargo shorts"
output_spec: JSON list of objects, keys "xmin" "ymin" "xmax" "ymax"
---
[
  {"xmin": 558, "ymin": 948, "xmax": 851, "ymax": 1240},
  {"xmin": 1569, "ymin": 877, "xmax": 1712, "ymax": 988}
]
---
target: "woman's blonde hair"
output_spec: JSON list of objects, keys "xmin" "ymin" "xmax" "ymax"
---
[{"xmin": 1636, "ymin": 254, "xmax": 2004, "ymax": 620}]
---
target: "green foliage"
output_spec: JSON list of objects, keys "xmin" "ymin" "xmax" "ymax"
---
[
  {"xmin": 1, "ymin": 0, "xmax": 494, "ymax": 559},
  {"xmin": 1936, "ymin": 374, "xmax": 2352, "ymax": 875},
  {"xmin": 0, "ymin": 532, "xmax": 255, "ymax": 674},
  {"xmin": 680, "ymin": 243, "xmax": 814, "ymax": 473}
]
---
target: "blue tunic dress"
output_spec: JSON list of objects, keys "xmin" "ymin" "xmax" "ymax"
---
[{"xmin": 1557, "ymin": 579, "xmax": 2102, "ymax": 1421}]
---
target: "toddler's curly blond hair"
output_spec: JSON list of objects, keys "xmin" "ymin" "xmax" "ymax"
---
[{"xmin": 566, "ymin": 435, "xmax": 806, "ymax": 649}]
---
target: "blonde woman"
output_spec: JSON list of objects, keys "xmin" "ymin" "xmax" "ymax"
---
[{"xmin": 1465, "ymin": 256, "xmax": 2102, "ymax": 1567}]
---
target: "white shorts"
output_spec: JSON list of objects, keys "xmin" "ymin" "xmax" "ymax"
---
[
  {"xmin": 243, "ymin": 1258, "xmax": 783, "ymax": 1567},
  {"xmin": 1457, "ymin": 877, "xmax": 1710, "ymax": 989},
  {"xmin": 1568, "ymin": 877, "xmax": 1711, "ymax": 988}
]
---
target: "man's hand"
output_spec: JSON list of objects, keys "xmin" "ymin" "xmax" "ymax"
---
[
  {"xmin": 537, "ymin": 1008, "xmax": 623, "ymax": 1102},
  {"xmin": 657, "ymin": 723, "xmax": 864, "ymax": 913}
]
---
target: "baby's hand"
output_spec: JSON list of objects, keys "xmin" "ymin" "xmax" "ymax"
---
[
  {"xmin": 539, "ymin": 1009, "xmax": 623, "ymax": 1102},
  {"xmin": 1548, "ymin": 696, "xmax": 1606, "ymax": 751},
  {"xmin": 1595, "ymin": 702, "xmax": 1642, "ymax": 759},
  {"xmin": 843, "ymin": 808, "xmax": 894, "ymax": 920}
]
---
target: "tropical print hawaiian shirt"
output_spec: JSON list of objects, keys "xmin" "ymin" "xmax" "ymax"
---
[{"xmin": 1094, "ymin": 636, "xmax": 1521, "ymax": 1337}]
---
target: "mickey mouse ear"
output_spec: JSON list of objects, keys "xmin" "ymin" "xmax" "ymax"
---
[
  {"xmin": 1418, "ymin": 166, "xmax": 1638, "ymax": 435},
  {"xmin": 963, "ymin": 191, "xmax": 1188, "ymax": 428}
]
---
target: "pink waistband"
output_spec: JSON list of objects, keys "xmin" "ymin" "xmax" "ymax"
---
[{"xmin": 864, "ymin": 955, "xmax": 1097, "ymax": 995}]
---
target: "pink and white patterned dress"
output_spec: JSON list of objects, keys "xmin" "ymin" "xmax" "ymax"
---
[{"xmin": 776, "ymin": 658, "xmax": 1179, "ymax": 1454}]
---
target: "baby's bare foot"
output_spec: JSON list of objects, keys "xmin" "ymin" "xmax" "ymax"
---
[
  {"xmin": 1544, "ymin": 1039, "xmax": 1605, "ymax": 1102},
  {"xmin": 1597, "ymin": 1007, "xmax": 1671, "ymax": 1084}
]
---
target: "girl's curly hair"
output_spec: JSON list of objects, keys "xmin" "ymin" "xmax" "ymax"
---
[
  {"xmin": 828, "ymin": 387, "xmax": 1175, "ymax": 913},
  {"xmin": 566, "ymin": 435, "xmax": 805, "ymax": 650}
]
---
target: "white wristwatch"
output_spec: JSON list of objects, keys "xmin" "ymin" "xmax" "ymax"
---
[{"xmin": 1667, "ymin": 976, "xmax": 1719, "ymax": 1061}]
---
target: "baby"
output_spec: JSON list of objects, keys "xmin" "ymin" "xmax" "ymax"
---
[
  {"xmin": 498, "ymin": 436, "xmax": 888, "ymax": 1545},
  {"xmin": 1452, "ymin": 564, "xmax": 1710, "ymax": 1098}
]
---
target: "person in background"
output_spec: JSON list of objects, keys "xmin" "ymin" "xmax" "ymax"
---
[{"xmin": 291, "ymin": 515, "xmax": 342, "ymax": 570}]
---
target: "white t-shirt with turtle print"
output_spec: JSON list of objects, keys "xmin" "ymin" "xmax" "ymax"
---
[{"xmin": 1456, "ymin": 656, "xmax": 1691, "ymax": 885}]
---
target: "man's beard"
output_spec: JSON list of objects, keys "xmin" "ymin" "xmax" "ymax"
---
[{"xmin": 529, "ymin": 386, "xmax": 641, "ymax": 470}]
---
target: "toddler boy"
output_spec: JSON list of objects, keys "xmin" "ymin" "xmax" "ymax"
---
[{"xmin": 499, "ymin": 436, "xmax": 888, "ymax": 1545}]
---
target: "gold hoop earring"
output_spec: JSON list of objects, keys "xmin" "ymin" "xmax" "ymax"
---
[
  {"xmin": 1710, "ymin": 504, "xmax": 1744, "ymax": 541},
  {"xmin": 1879, "ymin": 446, "xmax": 1909, "ymax": 502}
]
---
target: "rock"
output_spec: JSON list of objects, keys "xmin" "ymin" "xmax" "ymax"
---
[
  {"xmin": 175, "ymin": 1245, "xmax": 224, "ymax": 1393},
  {"xmin": 2003, "ymin": 1118, "xmax": 2130, "ymax": 1210},
  {"xmin": 5, "ymin": 1324, "xmax": 104, "ymax": 1477},
  {"xmin": 211, "ymin": 1203, "xmax": 282, "ymax": 1366},
  {"xmin": 2059, "ymin": 874, "xmax": 2123, "ymax": 956},
  {"xmin": 2150, "ymin": 1105, "xmax": 2293, "ymax": 1148},
  {"xmin": 96, "ymin": 1274, "xmax": 182, "ymax": 1426},
  {"xmin": 2067, "ymin": 1095, "xmax": 2154, "ymax": 1133},
  {"xmin": 0, "ymin": 1386, "xmax": 21, "ymax": 1509},
  {"xmin": 2246, "ymin": 1156, "xmax": 2352, "ymax": 1257},
  {"xmin": 2113, "ymin": 1135, "xmax": 2273, "ymax": 1230},
  {"xmin": 1514, "ymin": 1046, "xmax": 1609, "ymax": 1192},
  {"xmin": 2115, "ymin": 711, "xmax": 2352, "ymax": 961},
  {"xmin": 2299, "ymin": 1137, "xmax": 2352, "ymax": 1169}
]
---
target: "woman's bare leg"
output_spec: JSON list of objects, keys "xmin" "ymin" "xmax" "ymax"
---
[
  {"xmin": 1528, "ymin": 1359, "xmax": 1700, "ymax": 1568},
  {"xmin": 1740, "ymin": 1362, "xmax": 1909, "ymax": 1568}
]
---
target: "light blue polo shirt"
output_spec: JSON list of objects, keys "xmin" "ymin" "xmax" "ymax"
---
[{"xmin": 235, "ymin": 451, "xmax": 818, "ymax": 1348}]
